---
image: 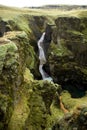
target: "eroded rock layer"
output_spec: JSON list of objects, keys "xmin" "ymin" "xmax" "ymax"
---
[{"xmin": 0, "ymin": 5, "xmax": 87, "ymax": 130}]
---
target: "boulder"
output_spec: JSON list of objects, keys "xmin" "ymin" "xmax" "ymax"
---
[
  {"xmin": 0, "ymin": 19, "xmax": 7, "ymax": 37},
  {"xmin": 52, "ymin": 105, "xmax": 87, "ymax": 130}
]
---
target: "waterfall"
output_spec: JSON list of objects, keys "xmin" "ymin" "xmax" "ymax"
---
[{"xmin": 37, "ymin": 32, "xmax": 53, "ymax": 81}]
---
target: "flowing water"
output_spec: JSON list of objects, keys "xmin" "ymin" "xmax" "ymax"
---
[{"xmin": 37, "ymin": 32, "xmax": 53, "ymax": 81}]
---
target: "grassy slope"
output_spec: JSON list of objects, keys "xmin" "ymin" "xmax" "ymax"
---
[
  {"xmin": 0, "ymin": 5, "xmax": 87, "ymax": 20},
  {"xmin": 0, "ymin": 5, "xmax": 87, "ymax": 36}
]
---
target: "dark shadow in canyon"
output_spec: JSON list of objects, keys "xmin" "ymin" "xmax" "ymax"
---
[{"xmin": 62, "ymin": 80, "xmax": 86, "ymax": 98}]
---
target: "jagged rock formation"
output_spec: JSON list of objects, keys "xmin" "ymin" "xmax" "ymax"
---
[
  {"xmin": 52, "ymin": 105, "xmax": 87, "ymax": 130},
  {"xmin": 0, "ymin": 30, "xmax": 62, "ymax": 130},
  {"xmin": 0, "ymin": 20, "xmax": 7, "ymax": 37},
  {"xmin": 49, "ymin": 16, "xmax": 87, "ymax": 87},
  {"xmin": 0, "ymin": 31, "xmax": 37, "ymax": 129},
  {"xmin": 0, "ymin": 5, "xmax": 87, "ymax": 130}
]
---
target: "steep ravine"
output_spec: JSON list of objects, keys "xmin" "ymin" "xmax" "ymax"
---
[
  {"xmin": 49, "ymin": 16, "xmax": 87, "ymax": 130},
  {"xmin": 37, "ymin": 25, "xmax": 53, "ymax": 81},
  {"xmin": 0, "ymin": 6, "xmax": 87, "ymax": 130}
]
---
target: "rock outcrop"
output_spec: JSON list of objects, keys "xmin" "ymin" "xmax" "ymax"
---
[
  {"xmin": 0, "ymin": 16, "xmax": 61, "ymax": 130},
  {"xmin": 0, "ymin": 19, "xmax": 7, "ymax": 37},
  {"xmin": 0, "ymin": 5, "xmax": 87, "ymax": 130},
  {"xmin": 0, "ymin": 26, "xmax": 42, "ymax": 127},
  {"xmin": 49, "ymin": 16, "xmax": 87, "ymax": 88},
  {"xmin": 52, "ymin": 105, "xmax": 87, "ymax": 130}
]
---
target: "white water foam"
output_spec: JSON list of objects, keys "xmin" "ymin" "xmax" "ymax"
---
[{"xmin": 37, "ymin": 32, "xmax": 53, "ymax": 81}]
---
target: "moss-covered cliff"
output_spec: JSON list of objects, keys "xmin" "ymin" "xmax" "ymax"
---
[
  {"xmin": 0, "ymin": 5, "xmax": 87, "ymax": 130},
  {"xmin": 49, "ymin": 16, "xmax": 87, "ymax": 87}
]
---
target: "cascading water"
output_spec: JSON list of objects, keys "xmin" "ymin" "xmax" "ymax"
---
[{"xmin": 37, "ymin": 32, "xmax": 53, "ymax": 81}]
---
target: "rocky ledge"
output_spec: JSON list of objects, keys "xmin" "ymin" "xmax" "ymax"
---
[{"xmin": 0, "ymin": 6, "xmax": 87, "ymax": 130}]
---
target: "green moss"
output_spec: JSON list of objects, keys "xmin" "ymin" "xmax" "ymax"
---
[
  {"xmin": 82, "ymin": 28, "xmax": 87, "ymax": 40},
  {"xmin": 24, "ymin": 81, "xmax": 61, "ymax": 130},
  {"xmin": 13, "ymin": 15, "xmax": 32, "ymax": 35},
  {"xmin": 0, "ymin": 92, "xmax": 11, "ymax": 114},
  {"xmin": 25, "ymin": 44, "xmax": 36, "ymax": 70},
  {"xmin": 23, "ymin": 68, "xmax": 34, "ymax": 83},
  {"xmin": 61, "ymin": 90, "xmax": 87, "ymax": 112},
  {"xmin": 46, "ymin": 103, "xmax": 63, "ymax": 129},
  {"xmin": 0, "ymin": 91, "xmax": 13, "ymax": 129},
  {"xmin": 67, "ymin": 30, "xmax": 83, "ymax": 36},
  {"xmin": 61, "ymin": 91, "xmax": 77, "ymax": 111},
  {"xmin": 4, "ymin": 31, "xmax": 38, "ymax": 77},
  {"xmin": 0, "ymin": 5, "xmax": 87, "ymax": 130},
  {"xmin": 49, "ymin": 42, "xmax": 72, "ymax": 57},
  {"xmin": 26, "ymin": 92, "xmax": 46, "ymax": 130},
  {"xmin": 8, "ymin": 96, "xmax": 30, "ymax": 130},
  {"xmin": 0, "ymin": 42, "xmax": 18, "ymax": 74},
  {"xmin": 81, "ymin": 67, "xmax": 87, "ymax": 75},
  {"xmin": 0, "ymin": 123, "xmax": 3, "ymax": 130}
]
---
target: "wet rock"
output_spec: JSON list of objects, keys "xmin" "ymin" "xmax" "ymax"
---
[
  {"xmin": 0, "ymin": 19, "xmax": 7, "ymax": 37},
  {"xmin": 0, "ymin": 6, "xmax": 87, "ymax": 130},
  {"xmin": 43, "ymin": 24, "xmax": 53, "ymax": 57}
]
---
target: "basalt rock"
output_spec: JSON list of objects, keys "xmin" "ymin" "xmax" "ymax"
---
[
  {"xmin": 0, "ymin": 6, "xmax": 87, "ymax": 130},
  {"xmin": 24, "ymin": 81, "xmax": 61, "ymax": 130},
  {"xmin": 0, "ymin": 30, "xmax": 39, "ymax": 129},
  {"xmin": 43, "ymin": 24, "xmax": 53, "ymax": 57},
  {"xmin": 0, "ymin": 31, "xmax": 38, "ymax": 86},
  {"xmin": 52, "ymin": 105, "xmax": 87, "ymax": 130},
  {"xmin": 0, "ymin": 19, "xmax": 7, "ymax": 37},
  {"xmin": 0, "ymin": 29, "xmax": 62, "ymax": 130},
  {"xmin": 48, "ymin": 16, "xmax": 87, "ymax": 88}
]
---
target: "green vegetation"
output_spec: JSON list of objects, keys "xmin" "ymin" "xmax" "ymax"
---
[
  {"xmin": 0, "ymin": 4, "xmax": 87, "ymax": 20},
  {"xmin": 61, "ymin": 90, "xmax": 87, "ymax": 111},
  {"xmin": 0, "ymin": 4, "xmax": 87, "ymax": 130}
]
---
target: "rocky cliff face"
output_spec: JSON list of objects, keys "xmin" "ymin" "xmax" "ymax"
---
[
  {"xmin": 49, "ymin": 16, "xmax": 87, "ymax": 87},
  {"xmin": 0, "ymin": 29, "xmax": 61, "ymax": 130},
  {"xmin": 0, "ymin": 5, "xmax": 87, "ymax": 130}
]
